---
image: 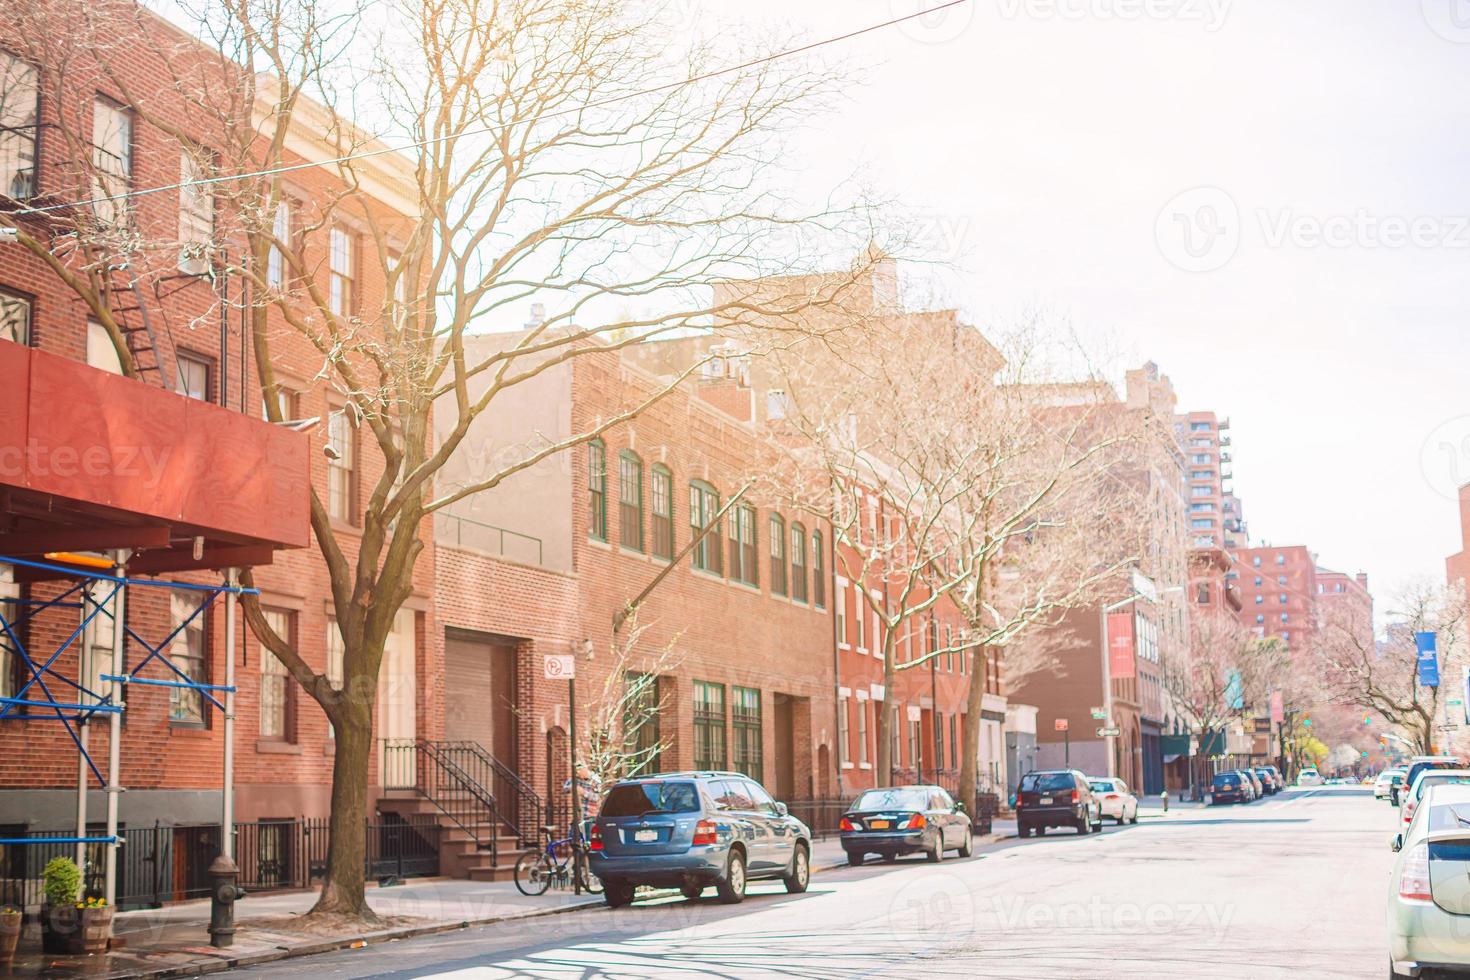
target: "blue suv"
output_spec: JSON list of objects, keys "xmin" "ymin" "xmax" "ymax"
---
[{"xmin": 588, "ymin": 771, "xmax": 812, "ymax": 907}]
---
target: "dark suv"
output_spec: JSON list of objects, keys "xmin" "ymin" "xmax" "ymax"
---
[
  {"xmin": 587, "ymin": 771, "xmax": 812, "ymax": 907},
  {"xmin": 1016, "ymin": 769, "xmax": 1102, "ymax": 837}
]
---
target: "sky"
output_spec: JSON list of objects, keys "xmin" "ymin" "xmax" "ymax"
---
[{"xmin": 690, "ymin": 0, "xmax": 1470, "ymax": 608}]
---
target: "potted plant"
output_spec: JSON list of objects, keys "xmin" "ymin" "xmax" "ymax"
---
[
  {"xmin": 72, "ymin": 895, "xmax": 113, "ymax": 955},
  {"xmin": 40, "ymin": 856, "xmax": 81, "ymax": 954},
  {"xmin": 0, "ymin": 905, "xmax": 21, "ymax": 965}
]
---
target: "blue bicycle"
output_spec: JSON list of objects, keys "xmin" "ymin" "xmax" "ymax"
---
[{"xmin": 514, "ymin": 823, "xmax": 602, "ymax": 895}]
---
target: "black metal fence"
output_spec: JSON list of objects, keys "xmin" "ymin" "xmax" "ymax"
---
[{"xmin": 0, "ymin": 815, "xmax": 439, "ymax": 911}]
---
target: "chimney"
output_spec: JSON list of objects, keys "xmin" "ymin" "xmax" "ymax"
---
[{"xmin": 526, "ymin": 303, "xmax": 546, "ymax": 328}]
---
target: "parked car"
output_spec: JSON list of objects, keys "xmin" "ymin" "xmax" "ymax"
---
[
  {"xmin": 1401, "ymin": 757, "xmax": 1464, "ymax": 804},
  {"xmin": 1387, "ymin": 783, "xmax": 1470, "ymax": 977},
  {"xmin": 1253, "ymin": 767, "xmax": 1279, "ymax": 794},
  {"xmin": 1015, "ymin": 769, "xmax": 1103, "ymax": 837},
  {"xmin": 1399, "ymin": 770, "xmax": 1470, "ymax": 833},
  {"xmin": 1376, "ymin": 769, "xmax": 1407, "ymax": 801},
  {"xmin": 1209, "ymin": 770, "xmax": 1250, "ymax": 805},
  {"xmin": 1088, "ymin": 777, "xmax": 1139, "ymax": 824},
  {"xmin": 1241, "ymin": 769, "xmax": 1265, "ymax": 798},
  {"xmin": 587, "ymin": 771, "xmax": 812, "ymax": 907},
  {"xmin": 838, "ymin": 785, "xmax": 974, "ymax": 866},
  {"xmin": 1297, "ymin": 767, "xmax": 1323, "ymax": 787},
  {"xmin": 1231, "ymin": 769, "xmax": 1258, "ymax": 801}
]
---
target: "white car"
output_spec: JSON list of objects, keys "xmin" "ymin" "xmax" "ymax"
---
[
  {"xmin": 1388, "ymin": 783, "xmax": 1470, "ymax": 976},
  {"xmin": 1088, "ymin": 777, "xmax": 1139, "ymax": 824},
  {"xmin": 1297, "ymin": 767, "xmax": 1323, "ymax": 787},
  {"xmin": 1376, "ymin": 769, "xmax": 1406, "ymax": 801},
  {"xmin": 1399, "ymin": 770, "xmax": 1470, "ymax": 833}
]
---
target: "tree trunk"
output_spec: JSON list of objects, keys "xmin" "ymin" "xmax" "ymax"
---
[
  {"xmin": 958, "ymin": 649, "xmax": 985, "ymax": 812},
  {"xmin": 311, "ymin": 696, "xmax": 376, "ymax": 920},
  {"xmin": 876, "ymin": 633, "xmax": 896, "ymax": 786}
]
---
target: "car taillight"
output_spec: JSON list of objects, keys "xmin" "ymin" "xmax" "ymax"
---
[
  {"xmin": 589, "ymin": 824, "xmax": 603, "ymax": 851},
  {"xmin": 1070, "ymin": 790, "xmax": 1079, "ymax": 803},
  {"xmin": 839, "ymin": 817, "xmax": 855, "ymax": 832},
  {"xmin": 1404, "ymin": 802, "xmax": 1416, "ymax": 825},
  {"xmin": 1105, "ymin": 794, "xmax": 1119, "ymax": 799},
  {"xmin": 692, "ymin": 820, "xmax": 718, "ymax": 846},
  {"xmin": 1399, "ymin": 843, "xmax": 1432, "ymax": 902},
  {"xmin": 906, "ymin": 813, "xmax": 926, "ymax": 829}
]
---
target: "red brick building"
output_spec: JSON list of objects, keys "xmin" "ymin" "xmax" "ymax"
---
[
  {"xmin": 1449, "ymin": 482, "xmax": 1470, "ymax": 604},
  {"xmin": 1232, "ymin": 545, "xmax": 1318, "ymax": 648},
  {"xmin": 0, "ymin": 3, "xmax": 433, "ymax": 865}
]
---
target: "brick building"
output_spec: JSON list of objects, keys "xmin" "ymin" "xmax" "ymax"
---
[
  {"xmin": 1449, "ymin": 482, "xmax": 1470, "ymax": 604},
  {"xmin": 0, "ymin": 3, "xmax": 433, "ymax": 858},
  {"xmin": 1174, "ymin": 411, "xmax": 1246, "ymax": 550},
  {"xmin": 1232, "ymin": 545, "xmax": 1319, "ymax": 648}
]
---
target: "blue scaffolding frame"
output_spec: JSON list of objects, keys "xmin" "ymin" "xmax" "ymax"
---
[{"xmin": 0, "ymin": 553, "xmax": 257, "ymax": 901}]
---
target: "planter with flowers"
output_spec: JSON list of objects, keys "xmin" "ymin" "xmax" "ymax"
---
[
  {"xmin": 39, "ymin": 857, "xmax": 111, "ymax": 954},
  {"xmin": 0, "ymin": 905, "xmax": 20, "ymax": 965}
]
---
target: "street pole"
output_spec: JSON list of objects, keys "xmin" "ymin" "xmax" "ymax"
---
[
  {"xmin": 568, "ymin": 671, "xmax": 580, "ymax": 896},
  {"xmin": 1100, "ymin": 607, "xmax": 1113, "ymax": 777},
  {"xmin": 104, "ymin": 549, "xmax": 131, "ymax": 907},
  {"xmin": 929, "ymin": 641, "xmax": 937, "ymax": 784},
  {"xmin": 1064, "ymin": 727, "xmax": 1070, "ymax": 767},
  {"xmin": 222, "ymin": 569, "xmax": 237, "ymax": 860}
]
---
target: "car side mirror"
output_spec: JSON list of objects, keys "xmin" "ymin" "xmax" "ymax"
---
[
  {"xmin": 954, "ymin": 801, "xmax": 967, "ymax": 814},
  {"xmin": 1390, "ymin": 834, "xmax": 1403, "ymax": 853},
  {"xmin": 775, "ymin": 802, "xmax": 789, "ymax": 817}
]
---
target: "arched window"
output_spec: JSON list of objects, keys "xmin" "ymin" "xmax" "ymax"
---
[
  {"xmin": 651, "ymin": 464, "xmax": 674, "ymax": 559},
  {"xmin": 768, "ymin": 513, "xmax": 787, "ymax": 596},
  {"xmin": 729, "ymin": 503, "xmax": 758, "ymax": 586},
  {"xmin": 811, "ymin": 530, "xmax": 825, "ymax": 608},
  {"xmin": 587, "ymin": 440, "xmax": 607, "ymax": 541},
  {"xmin": 790, "ymin": 522, "xmax": 808, "ymax": 603},
  {"xmin": 689, "ymin": 481, "xmax": 721, "ymax": 574},
  {"xmin": 618, "ymin": 450, "xmax": 643, "ymax": 551}
]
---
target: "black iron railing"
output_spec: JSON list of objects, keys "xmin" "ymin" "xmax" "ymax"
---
[{"xmin": 0, "ymin": 815, "xmax": 439, "ymax": 912}]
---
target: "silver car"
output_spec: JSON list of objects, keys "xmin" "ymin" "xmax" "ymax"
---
[{"xmin": 1387, "ymin": 783, "xmax": 1470, "ymax": 976}]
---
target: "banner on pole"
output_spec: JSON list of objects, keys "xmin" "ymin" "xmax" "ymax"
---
[
  {"xmin": 1416, "ymin": 632, "xmax": 1439, "ymax": 688},
  {"xmin": 1269, "ymin": 690, "xmax": 1284, "ymax": 724},
  {"xmin": 1107, "ymin": 611, "xmax": 1136, "ymax": 680}
]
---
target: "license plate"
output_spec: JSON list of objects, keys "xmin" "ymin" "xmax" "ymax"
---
[
  {"xmin": 634, "ymin": 829, "xmax": 658, "ymax": 843},
  {"xmin": 869, "ymin": 820, "xmax": 890, "ymax": 830},
  {"xmin": 1040, "ymin": 796, "xmax": 1053, "ymax": 805}
]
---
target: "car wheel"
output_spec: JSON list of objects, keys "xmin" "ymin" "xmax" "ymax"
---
[
  {"xmin": 847, "ymin": 852, "xmax": 865, "ymax": 867},
  {"xmin": 716, "ymin": 849, "xmax": 747, "ymax": 905},
  {"xmin": 1018, "ymin": 825, "xmax": 1032, "ymax": 839},
  {"xmin": 927, "ymin": 835, "xmax": 944, "ymax": 862},
  {"xmin": 1037, "ymin": 826, "xmax": 1047, "ymax": 836},
  {"xmin": 957, "ymin": 827, "xmax": 974, "ymax": 857},
  {"xmin": 882, "ymin": 852, "xmax": 898, "ymax": 864},
  {"xmin": 680, "ymin": 882, "xmax": 704, "ymax": 901},
  {"xmin": 1076, "ymin": 812, "xmax": 1090, "ymax": 835},
  {"xmin": 783, "ymin": 843, "xmax": 810, "ymax": 894},
  {"xmin": 603, "ymin": 880, "xmax": 636, "ymax": 908},
  {"xmin": 1129, "ymin": 808, "xmax": 1139, "ymax": 825}
]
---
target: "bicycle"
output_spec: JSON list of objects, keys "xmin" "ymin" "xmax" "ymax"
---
[{"xmin": 514, "ymin": 822, "xmax": 603, "ymax": 896}]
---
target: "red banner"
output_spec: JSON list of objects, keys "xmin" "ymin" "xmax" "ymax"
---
[
  {"xmin": 1107, "ymin": 611, "xmax": 1136, "ymax": 680},
  {"xmin": 1269, "ymin": 690, "xmax": 1284, "ymax": 724}
]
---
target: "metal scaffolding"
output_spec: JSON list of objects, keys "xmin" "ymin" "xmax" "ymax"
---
[{"xmin": 0, "ymin": 553, "xmax": 251, "ymax": 903}]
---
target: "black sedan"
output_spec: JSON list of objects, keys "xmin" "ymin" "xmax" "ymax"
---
[{"xmin": 839, "ymin": 785, "xmax": 974, "ymax": 866}]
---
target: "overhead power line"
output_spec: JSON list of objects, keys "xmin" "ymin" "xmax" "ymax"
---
[{"xmin": 12, "ymin": 0, "xmax": 973, "ymax": 219}]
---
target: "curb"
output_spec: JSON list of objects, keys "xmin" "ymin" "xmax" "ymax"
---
[{"xmin": 810, "ymin": 831, "xmax": 1011, "ymax": 872}]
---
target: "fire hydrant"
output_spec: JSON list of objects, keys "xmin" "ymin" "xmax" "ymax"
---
[
  {"xmin": 209, "ymin": 854, "xmax": 246, "ymax": 948},
  {"xmin": 1161, "ymin": 789, "xmax": 1169, "ymax": 813}
]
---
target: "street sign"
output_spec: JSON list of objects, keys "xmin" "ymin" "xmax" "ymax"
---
[
  {"xmin": 543, "ymin": 654, "xmax": 575, "ymax": 680},
  {"xmin": 1054, "ymin": 718, "xmax": 1070, "ymax": 732},
  {"xmin": 1097, "ymin": 726, "xmax": 1121, "ymax": 738},
  {"xmin": 906, "ymin": 705, "xmax": 922, "ymax": 722},
  {"xmin": 1090, "ymin": 707, "xmax": 1107, "ymax": 720}
]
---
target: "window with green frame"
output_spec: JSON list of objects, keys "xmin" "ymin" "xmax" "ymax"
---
[
  {"xmin": 790, "ymin": 522, "xmax": 807, "ymax": 602},
  {"xmin": 651, "ymin": 465, "xmax": 674, "ymax": 558},
  {"xmin": 689, "ymin": 481, "xmax": 721, "ymax": 573},
  {"xmin": 588, "ymin": 440, "xmax": 607, "ymax": 540},
  {"xmin": 811, "ymin": 530, "xmax": 825, "ymax": 607},
  {"xmin": 693, "ymin": 680, "xmax": 726, "ymax": 770},
  {"xmin": 618, "ymin": 450, "xmax": 643, "ymax": 551},
  {"xmin": 768, "ymin": 514, "xmax": 786, "ymax": 596},
  {"xmin": 623, "ymin": 670, "xmax": 661, "ymax": 776},
  {"xmin": 728, "ymin": 503, "xmax": 757, "ymax": 586},
  {"xmin": 732, "ymin": 686, "xmax": 762, "ymax": 783}
]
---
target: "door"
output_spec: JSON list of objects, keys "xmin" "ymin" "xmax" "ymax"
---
[
  {"xmin": 744, "ymin": 779, "xmax": 792, "ymax": 870},
  {"xmin": 712, "ymin": 779, "xmax": 773, "ymax": 870},
  {"xmin": 444, "ymin": 630, "xmax": 519, "ymax": 769},
  {"xmin": 378, "ymin": 609, "xmax": 417, "ymax": 787},
  {"xmin": 773, "ymin": 695, "xmax": 796, "ymax": 801}
]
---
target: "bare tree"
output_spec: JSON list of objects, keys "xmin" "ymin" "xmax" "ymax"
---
[
  {"xmin": 1313, "ymin": 583, "xmax": 1465, "ymax": 756},
  {"xmin": 5, "ymin": 0, "xmax": 882, "ymax": 919},
  {"xmin": 581, "ymin": 613, "xmax": 682, "ymax": 792}
]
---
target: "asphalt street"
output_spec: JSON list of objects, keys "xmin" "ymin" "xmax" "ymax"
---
[{"xmin": 224, "ymin": 787, "xmax": 1391, "ymax": 979}]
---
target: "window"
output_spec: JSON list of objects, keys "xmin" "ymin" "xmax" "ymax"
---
[
  {"xmin": 960, "ymin": 646, "xmax": 968, "ymax": 675},
  {"xmin": 267, "ymin": 199, "xmax": 291, "ymax": 288},
  {"xmin": 790, "ymin": 523, "xmax": 807, "ymax": 603},
  {"xmin": 1191, "ymin": 486, "xmax": 1211, "ymax": 498},
  {"xmin": 1254, "ymin": 576, "xmax": 1262, "ymax": 586},
  {"xmin": 78, "ymin": 581, "xmax": 117, "ymax": 704},
  {"xmin": 766, "ymin": 389, "xmax": 791, "ymax": 421},
  {"xmin": 945, "ymin": 626, "xmax": 954, "ymax": 671},
  {"xmin": 327, "ymin": 409, "xmax": 356, "ymax": 522},
  {"xmin": 1277, "ymin": 575, "xmax": 1287, "ymax": 585},
  {"xmin": 0, "ymin": 566, "xmax": 18, "ymax": 699},
  {"xmin": 693, "ymin": 681, "xmax": 726, "ymax": 770},
  {"xmin": 768, "ymin": 514, "xmax": 787, "ymax": 595},
  {"xmin": 732, "ymin": 686, "xmax": 762, "ymax": 783},
  {"xmin": 175, "ymin": 351, "xmax": 211, "ymax": 401},
  {"xmin": 948, "ymin": 714, "xmax": 957, "ymax": 769},
  {"xmin": 836, "ymin": 584, "xmax": 848, "ymax": 644},
  {"xmin": 1196, "ymin": 584, "xmax": 1210, "ymax": 604},
  {"xmin": 623, "ymin": 671, "xmax": 660, "ymax": 776},
  {"xmin": 1190, "ymin": 421, "xmax": 1211, "ymax": 431},
  {"xmin": 1252, "ymin": 556, "xmax": 1262, "ymax": 567},
  {"xmin": 1279, "ymin": 593, "xmax": 1287, "ymax": 604},
  {"xmin": 855, "ymin": 592, "xmax": 866, "ymax": 649},
  {"xmin": 857, "ymin": 699, "xmax": 869, "ymax": 765},
  {"xmin": 0, "ymin": 54, "xmax": 38, "ymax": 199},
  {"xmin": 1189, "ymin": 503, "xmax": 1213, "ymax": 512},
  {"xmin": 811, "ymin": 531, "xmax": 825, "ymax": 607},
  {"xmin": 1190, "ymin": 518, "xmax": 1213, "ymax": 529},
  {"xmin": 651, "ymin": 465, "xmax": 674, "ymax": 559},
  {"xmin": 86, "ymin": 320, "xmax": 123, "ymax": 374},
  {"xmin": 689, "ymin": 481, "xmax": 722, "ymax": 573},
  {"xmin": 168, "ymin": 593, "xmax": 208, "ymax": 726},
  {"xmin": 837, "ymin": 696, "xmax": 850, "ymax": 765},
  {"xmin": 1191, "ymin": 454, "xmax": 1210, "ymax": 464},
  {"xmin": 0, "ymin": 288, "xmax": 31, "ymax": 346},
  {"xmin": 329, "ymin": 226, "xmax": 354, "ymax": 315},
  {"xmin": 262, "ymin": 384, "xmax": 296, "ymax": 423},
  {"xmin": 907, "ymin": 716, "xmax": 921, "ymax": 770},
  {"xmin": 587, "ymin": 440, "xmax": 607, "ymax": 540},
  {"xmin": 1275, "ymin": 553, "xmax": 1286, "ymax": 565},
  {"xmin": 1255, "ymin": 595, "xmax": 1263, "ymax": 605},
  {"xmin": 1191, "ymin": 470, "xmax": 1214, "ymax": 480},
  {"xmin": 178, "ymin": 152, "xmax": 214, "ymax": 274},
  {"xmin": 91, "ymin": 98, "xmax": 132, "ymax": 226},
  {"xmin": 729, "ymin": 503, "xmax": 757, "ymax": 586},
  {"xmin": 326, "ymin": 619, "xmax": 345, "ymax": 691},
  {"xmin": 1280, "ymin": 613, "xmax": 1289, "ymax": 624},
  {"xmin": 618, "ymin": 451, "xmax": 642, "ymax": 551},
  {"xmin": 259, "ymin": 608, "xmax": 295, "ymax": 741}
]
